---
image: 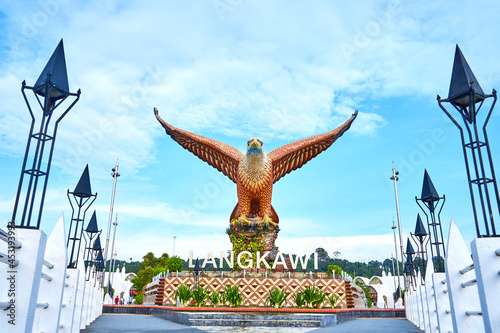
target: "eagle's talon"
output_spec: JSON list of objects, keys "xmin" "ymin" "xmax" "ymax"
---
[
  {"xmin": 258, "ymin": 214, "xmax": 277, "ymax": 229},
  {"xmin": 237, "ymin": 214, "xmax": 251, "ymax": 227}
]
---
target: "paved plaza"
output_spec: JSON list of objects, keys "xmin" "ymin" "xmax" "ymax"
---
[{"xmin": 82, "ymin": 314, "xmax": 423, "ymax": 332}]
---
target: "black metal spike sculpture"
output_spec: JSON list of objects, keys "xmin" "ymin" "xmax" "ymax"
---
[
  {"xmin": 404, "ymin": 251, "xmax": 415, "ymax": 290},
  {"xmin": 67, "ymin": 165, "xmax": 97, "ymax": 268},
  {"xmin": 11, "ymin": 39, "xmax": 81, "ymax": 229},
  {"xmin": 410, "ymin": 213, "xmax": 428, "ymax": 283},
  {"xmin": 83, "ymin": 211, "xmax": 101, "ymax": 280},
  {"xmin": 416, "ymin": 170, "xmax": 446, "ymax": 272},
  {"xmin": 193, "ymin": 258, "xmax": 201, "ymax": 289},
  {"xmin": 438, "ymin": 45, "xmax": 499, "ymax": 238}
]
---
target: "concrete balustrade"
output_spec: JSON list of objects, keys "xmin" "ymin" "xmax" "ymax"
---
[
  {"xmin": 0, "ymin": 214, "xmax": 104, "ymax": 332},
  {"xmin": 405, "ymin": 218, "xmax": 499, "ymax": 333}
]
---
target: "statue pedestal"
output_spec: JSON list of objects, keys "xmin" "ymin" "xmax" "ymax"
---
[{"xmin": 228, "ymin": 223, "xmax": 279, "ymax": 252}]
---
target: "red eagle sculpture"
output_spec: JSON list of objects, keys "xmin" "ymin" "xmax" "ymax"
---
[{"xmin": 155, "ymin": 108, "xmax": 357, "ymax": 228}]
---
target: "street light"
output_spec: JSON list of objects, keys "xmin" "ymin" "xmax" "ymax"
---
[
  {"xmin": 102, "ymin": 159, "xmax": 120, "ymax": 288},
  {"xmin": 106, "ymin": 214, "xmax": 118, "ymax": 287},
  {"xmin": 390, "ymin": 162, "xmax": 406, "ymax": 290},
  {"xmin": 391, "ymin": 218, "xmax": 402, "ymax": 299}
]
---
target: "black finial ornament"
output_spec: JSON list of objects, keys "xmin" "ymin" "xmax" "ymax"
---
[
  {"xmin": 33, "ymin": 39, "xmax": 70, "ymax": 102},
  {"xmin": 86, "ymin": 210, "xmax": 99, "ymax": 234},
  {"xmin": 421, "ymin": 170, "xmax": 440, "ymax": 204},
  {"xmin": 410, "ymin": 213, "xmax": 428, "ymax": 283},
  {"xmin": 74, "ymin": 165, "xmax": 93, "ymax": 198},
  {"xmin": 11, "ymin": 39, "xmax": 81, "ymax": 229},
  {"xmin": 414, "ymin": 214, "xmax": 428, "ymax": 242},
  {"xmin": 193, "ymin": 258, "xmax": 202, "ymax": 289},
  {"xmin": 416, "ymin": 170, "xmax": 446, "ymax": 272},
  {"xmin": 67, "ymin": 166, "xmax": 97, "ymax": 269},
  {"xmin": 438, "ymin": 45, "xmax": 500, "ymax": 238},
  {"xmin": 448, "ymin": 45, "xmax": 485, "ymax": 110},
  {"xmin": 405, "ymin": 238, "xmax": 415, "ymax": 257}
]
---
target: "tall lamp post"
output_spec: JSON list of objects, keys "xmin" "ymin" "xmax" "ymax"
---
[
  {"xmin": 173, "ymin": 236, "xmax": 176, "ymax": 257},
  {"xmin": 102, "ymin": 160, "xmax": 120, "ymax": 287},
  {"xmin": 106, "ymin": 214, "xmax": 118, "ymax": 287},
  {"xmin": 390, "ymin": 162, "xmax": 406, "ymax": 290},
  {"xmin": 11, "ymin": 39, "xmax": 80, "ymax": 229},
  {"xmin": 391, "ymin": 218, "xmax": 402, "ymax": 298}
]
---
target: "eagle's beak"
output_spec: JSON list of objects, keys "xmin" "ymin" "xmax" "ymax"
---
[{"xmin": 251, "ymin": 139, "xmax": 260, "ymax": 148}]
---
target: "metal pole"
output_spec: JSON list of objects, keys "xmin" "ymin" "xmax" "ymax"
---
[
  {"xmin": 102, "ymin": 159, "xmax": 119, "ymax": 286},
  {"xmin": 392, "ymin": 218, "xmax": 402, "ymax": 298},
  {"xmin": 173, "ymin": 236, "xmax": 176, "ymax": 257},
  {"xmin": 391, "ymin": 254, "xmax": 396, "ymax": 308},
  {"xmin": 107, "ymin": 214, "xmax": 118, "ymax": 287},
  {"xmin": 391, "ymin": 162, "xmax": 406, "ymax": 291},
  {"xmin": 111, "ymin": 251, "xmax": 117, "ymax": 284}
]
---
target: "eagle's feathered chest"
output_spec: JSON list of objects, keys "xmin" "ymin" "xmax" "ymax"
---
[{"xmin": 238, "ymin": 155, "xmax": 272, "ymax": 194}]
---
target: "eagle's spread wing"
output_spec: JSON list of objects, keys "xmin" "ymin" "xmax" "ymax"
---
[
  {"xmin": 155, "ymin": 108, "xmax": 243, "ymax": 183},
  {"xmin": 267, "ymin": 111, "xmax": 358, "ymax": 183}
]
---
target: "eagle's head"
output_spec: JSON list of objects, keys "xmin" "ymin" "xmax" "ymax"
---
[{"xmin": 246, "ymin": 137, "xmax": 264, "ymax": 156}]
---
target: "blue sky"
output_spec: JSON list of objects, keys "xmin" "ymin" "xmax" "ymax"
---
[{"xmin": 1, "ymin": 1, "xmax": 499, "ymax": 266}]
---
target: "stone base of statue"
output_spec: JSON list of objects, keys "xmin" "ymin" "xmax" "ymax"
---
[{"xmin": 228, "ymin": 216, "xmax": 280, "ymax": 253}]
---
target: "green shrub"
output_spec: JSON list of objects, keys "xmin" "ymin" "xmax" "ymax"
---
[
  {"xmin": 134, "ymin": 294, "xmax": 143, "ymax": 305},
  {"xmin": 313, "ymin": 289, "xmax": 327, "ymax": 308},
  {"xmin": 208, "ymin": 291, "xmax": 221, "ymax": 307},
  {"xmin": 293, "ymin": 292, "xmax": 306, "ymax": 308},
  {"xmin": 266, "ymin": 287, "xmax": 290, "ymax": 308},
  {"xmin": 302, "ymin": 285, "xmax": 327, "ymax": 308},
  {"xmin": 175, "ymin": 284, "xmax": 192, "ymax": 305},
  {"xmin": 191, "ymin": 285, "xmax": 209, "ymax": 307},
  {"xmin": 328, "ymin": 294, "xmax": 340, "ymax": 308},
  {"xmin": 224, "ymin": 285, "xmax": 243, "ymax": 307}
]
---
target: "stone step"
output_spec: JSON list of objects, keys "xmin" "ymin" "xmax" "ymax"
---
[
  {"xmin": 188, "ymin": 317, "xmax": 323, "ymax": 327},
  {"xmin": 185, "ymin": 312, "xmax": 326, "ymax": 321}
]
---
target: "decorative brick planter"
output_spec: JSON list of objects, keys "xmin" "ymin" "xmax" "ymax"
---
[{"xmin": 151, "ymin": 276, "xmax": 354, "ymax": 308}]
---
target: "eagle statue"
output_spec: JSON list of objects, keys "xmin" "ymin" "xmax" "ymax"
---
[{"xmin": 154, "ymin": 108, "xmax": 357, "ymax": 229}]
